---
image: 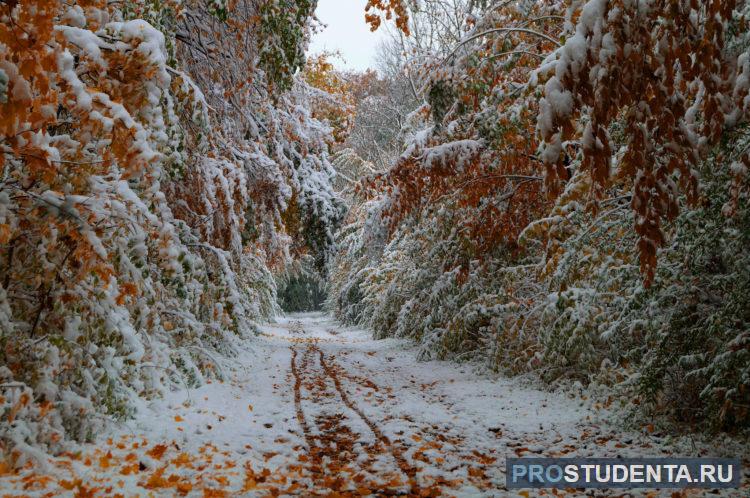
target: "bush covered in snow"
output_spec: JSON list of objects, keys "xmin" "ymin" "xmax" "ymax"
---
[
  {"xmin": 329, "ymin": 0, "xmax": 750, "ymax": 431},
  {"xmin": 0, "ymin": 0, "xmax": 341, "ymax": 465}
]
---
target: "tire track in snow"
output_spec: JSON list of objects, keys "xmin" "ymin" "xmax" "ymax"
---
[
  {"xmin": 314, "ymin": 345, "xmax": 502, "ymax": 493},
  {"xmin": 292, "ymin": 343, "xmax": 407, "ymax": 494},
  {"xmin": 316, "ymin": 345, "xmax": 421, "ymax": 495},
  {"xmin": 290, "ymin": 346, "xmax": 316, "ymax": 454}
]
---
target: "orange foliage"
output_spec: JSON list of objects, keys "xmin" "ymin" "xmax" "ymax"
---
[
  {"xmin": 303, "ymin": 54, "xmax": 356, "ymax": 143},
  {"xmin": 365, "ymin": 0, "xmax": 410, "ymax": 35},
  {"xmin": 365, "ymin": 3, "xmax": 561, "ymax": 269},
  {"xmin": 538, "ymin": 0, "xmax": 748, "ymax": 283}
]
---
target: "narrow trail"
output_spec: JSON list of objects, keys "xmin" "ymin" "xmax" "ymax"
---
[
  {"xmin": 291, "ymin": 340, "xmax": 421, "ymax": 496},
  {"xmin": 1, "ymin": 313, "xmax": 746, "ymax": 497},
  {"xmin": 317, "ymin": 346, "xmax": 419, "ymax": 492}
]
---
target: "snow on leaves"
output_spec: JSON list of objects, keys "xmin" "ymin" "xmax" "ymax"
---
[
  {"xmin": 537, "ymin": 0, "xmax": 750, "ymax": 283},
  {"xmin": 330, "ymin": 0, "xmax": 750, "ymax": 430},
  {"xmin": 0, "ymin": 0, "xmax": 342, "ymax": 465}
]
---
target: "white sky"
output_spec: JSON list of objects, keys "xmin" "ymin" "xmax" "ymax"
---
[{"xmin": 309, "ymin": 0, "xmax": 387, "ymax": 72}]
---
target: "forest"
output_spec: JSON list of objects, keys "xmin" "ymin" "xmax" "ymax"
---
[
  {"xmin": 1, "ymin": 0, "xmax": 749, "ymax": 495},
  {"xmin": 333, "ymin": 0, "xmax": 750, "ymax": 431}
]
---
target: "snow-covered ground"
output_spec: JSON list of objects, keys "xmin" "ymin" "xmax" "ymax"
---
[{"xmin": 1, "ymin": 313, "xmax": 747, "ymax": 496}]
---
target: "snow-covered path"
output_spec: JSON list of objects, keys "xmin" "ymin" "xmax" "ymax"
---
[{"xmin": 1, "ymin": 313, "xmax": 747, "ymax": 497}]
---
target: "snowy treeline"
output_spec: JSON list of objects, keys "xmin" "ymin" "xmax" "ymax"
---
[
  {"xmin": 2, "ymin": 0, "xmax": 749, "ymax": 467},
  {"xmin": 329, "ymin": 0, "xmax": 750, "ymax": 430},
  {"xmin": 0, "ymin": 0, "xmax": 342, "ymax": 464}
]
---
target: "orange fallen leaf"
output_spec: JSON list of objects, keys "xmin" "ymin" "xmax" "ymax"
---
[
  {"xmin": 147, "ymin": 444, "xmax": 168, "ymax": 460},
  {"xmin": 8, "ymin": 392, "xmax": 29, "ymax": 423},
  {"xmin": 116, "ymin": 282, "xmax": 138, "ymax": 306},
  {"xmin": 172, "ymin": 453, "xmax": 192, "ymax": 467},
  {"xmin": 174, "ymin": 415, "xmax": 184, "ymax": 422},
  {"xmin": 119, "ymin": 464, "xmax": 140, "ymax": 475},
  {"xmin": 59, "ymin": 479, "xmax": 77, "ymax": 490},
  {"xmin": 99, "ymin": 451, "xmax": 113, "ymax": 469},
  {"xmin": 144, "ymin": 467, "xmax": 169, "ymax": 489},
  {"xmin": 467, "ymin": 466, "xmax": 486, "ymax": 478},
  {"xmin": 176, "ymin": 481, "xmax": 193, "ymax": 495},
  {"xmin": 74, "ymin": 483, "xmax": 98, "ymax": 498},
  {"xmin": 242, "ymin": 476, "xmax": 257, "ymax": 491}
]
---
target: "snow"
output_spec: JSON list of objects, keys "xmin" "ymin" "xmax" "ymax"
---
[
  {"xmin": 730, "ymin": 160, "xmax": 748, "ymax": 177},
  {"xmin": 421, "ymin": 139, "xmax": 483, "ymax": 172},
  {"xmin": 61, "ymin": 5, "xmax": 87, "ymax": 28},
  {"xmin": 1, "ymin": 314, "xmax": 747, "ymax": 496},
  {"xmin": 0, "ymin": 61, "xmax": 30, "ymax": 104},
  {"xmin": 56, "ymin": 26, "xmax": 109, "ymax": 68}
]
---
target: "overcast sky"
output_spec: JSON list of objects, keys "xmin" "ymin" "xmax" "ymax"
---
[{"xmin": 308, "ymin": 0, "xmax": 387, "ymax": 72}]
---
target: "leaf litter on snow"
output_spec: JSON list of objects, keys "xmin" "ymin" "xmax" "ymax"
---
[{"xmin": 1, "ymin": 314, "xmax": 748, "ymax": 496}]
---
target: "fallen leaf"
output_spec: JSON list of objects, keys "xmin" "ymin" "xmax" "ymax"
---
[
  {"xmin": 146, "ymin": 444, "xmax": 168, "ymax": 460},
  {"xmin": 203, "ymin": 489, "xmax": 228, "ymax": 498}
]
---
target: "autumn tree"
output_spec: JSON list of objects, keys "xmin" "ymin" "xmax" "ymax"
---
[
  {"xmin": 0, "ymin": 0, "xmax": 341, "ymax": 464},
  {"xmin": 330, "ymin": 0, "xmax": 750, "ymax": 429}
]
